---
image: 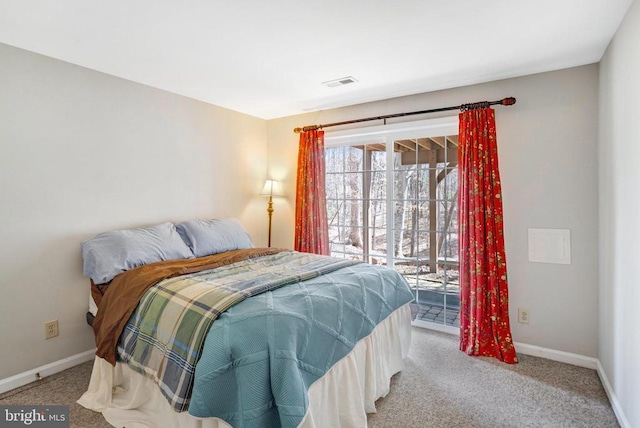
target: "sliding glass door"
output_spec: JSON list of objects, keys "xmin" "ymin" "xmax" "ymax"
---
[{"xmin": 324, "ymin": 118, "xmax": 460, "ymax": 329}]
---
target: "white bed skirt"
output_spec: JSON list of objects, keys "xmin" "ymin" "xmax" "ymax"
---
[{"xmin": 78, "ymin": 303, "xmax": 412, "ymax": 428}]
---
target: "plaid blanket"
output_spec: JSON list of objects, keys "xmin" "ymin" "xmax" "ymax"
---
[{"xmin": 116, "ymin": 251, "xmax": 359, "ymax": 412}]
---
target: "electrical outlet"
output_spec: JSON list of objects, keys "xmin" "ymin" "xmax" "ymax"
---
[
  {"xmin": 44, "ymin": 320, "xmax": 59, "ymax": 339},
  {"xmin": 518, "ymin": 308, "xmax": 530, "ymax": 324}
]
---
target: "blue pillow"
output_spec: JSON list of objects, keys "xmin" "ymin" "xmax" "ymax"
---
[
  {"xmin": 81, "ymin": 222, "xmax": 194, "ymax": 284},
  {"xmin": 175, "ymin": 218, "xmax": 254, "ymax": 258}
]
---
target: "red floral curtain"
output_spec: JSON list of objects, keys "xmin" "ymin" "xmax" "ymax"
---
[
  {"xmin": 458, "ymin": 107, "xmax": 517, "ymax": 364},
  {"xmin": 294, "ymin": 130, "xmax": 330, "ymax": 255}
]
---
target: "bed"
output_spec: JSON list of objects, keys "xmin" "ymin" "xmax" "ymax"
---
[{"xmin": 77, "ymin": 219, "xmax": 414, "ymax": 427}]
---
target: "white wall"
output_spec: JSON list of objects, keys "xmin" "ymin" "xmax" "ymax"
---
[
  {"xmin": 599, "ymin": 0, "xmax": 640, "ymax": 426},
  {"xmin": 268, "ymin": 65, "xmax": 600, "ymax": 358},
  {"xmin": 0, "ymin": 43, "xmax": 267, "ymax": 380}
]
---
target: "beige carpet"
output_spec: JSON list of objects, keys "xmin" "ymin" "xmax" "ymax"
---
[
  {"xmin": 0, "ymin": 327, "xmax": 619, "ymax": 427},
  {"xmin": 368, "ymin": 328, "xmax": 618, "ymax": 427}
]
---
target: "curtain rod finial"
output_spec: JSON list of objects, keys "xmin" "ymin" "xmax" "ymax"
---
[
  {"xmin": 293, "ymin": 127, "xmax": 303, "ymax": 134},
  {"xmin": 502, "ymin": 97, "xmax": 516, "ymax": 106}
]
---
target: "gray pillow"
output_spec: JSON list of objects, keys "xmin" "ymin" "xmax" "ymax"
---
[
  {"xmin": 175, "ymin": 218, "xmax": 254, "ymax": 258},
  {"xmin": 81, "ymin": 222, "xmax": 194, "ymax": 284}
]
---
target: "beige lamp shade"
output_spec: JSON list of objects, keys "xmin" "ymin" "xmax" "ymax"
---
[{"xmin": 260, "ymin": 180, "xmax": 283, "ymax": 196}]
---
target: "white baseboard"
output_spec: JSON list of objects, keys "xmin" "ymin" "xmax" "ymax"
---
[
  {"xmin": 0, "ymin": 349, "xmax": 96, "ymax": 395},
  {"xmin": 513, "ymin": 341, "xmax": 598, "ymax": 369},
  {"xmin": 413, "ymin": 321, "xmax": 598, "ymax": 369},
  {"xmin": 596, "ymin": 360, "xmax": 631, "ymax": 428}
]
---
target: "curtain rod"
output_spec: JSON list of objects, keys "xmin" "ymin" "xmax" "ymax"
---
[{"xmin": 293, "ymin": 97, "xmax": 516, "ymax": 133}]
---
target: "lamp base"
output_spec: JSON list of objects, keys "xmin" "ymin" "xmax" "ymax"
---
[{"xmin": 267, "ymin": 196, "xmax": 273, "ymax": 247}]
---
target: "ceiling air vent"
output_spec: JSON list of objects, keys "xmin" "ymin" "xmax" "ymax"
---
[{"xmin": 322, "ymin": 76, "xmax": 358, "ymax": 88}]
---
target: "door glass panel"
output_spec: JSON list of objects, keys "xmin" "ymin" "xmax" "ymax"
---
[{"xmin": 325, "ymin": 135, "xmax": 459, "ymax": 328}]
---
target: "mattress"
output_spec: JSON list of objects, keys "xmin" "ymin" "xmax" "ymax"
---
[
  {"xmin": 78, "ymin": 302, "xmax": 411, "ymax": 427},
  {"xmin": 89, "ymin": 293, "xmax": 98, "ymax": 317}
]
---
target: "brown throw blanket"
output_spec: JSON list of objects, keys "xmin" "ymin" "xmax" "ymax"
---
[{"xmin": 91, "ymin": 247, "xmax": 284, "ymax": 365}]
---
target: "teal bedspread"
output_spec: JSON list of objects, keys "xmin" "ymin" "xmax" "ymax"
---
[{"xmin": 187, "ymin": 257, "xmax": 414, "ymax": 427}]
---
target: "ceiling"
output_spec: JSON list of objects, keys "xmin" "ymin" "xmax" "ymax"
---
[{"xmin": 0, "ymin": 0, "xmax": 632, "ymax": 119}]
